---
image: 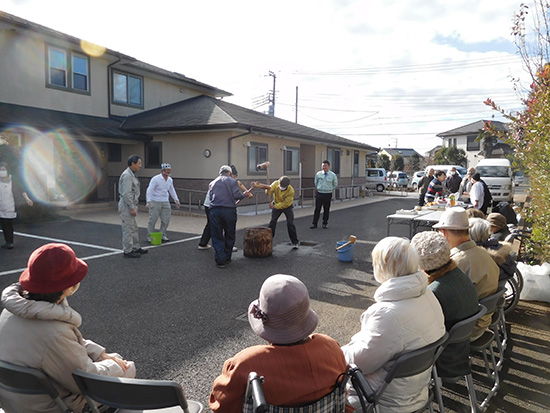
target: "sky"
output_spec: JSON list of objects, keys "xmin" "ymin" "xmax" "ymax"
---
[{"xmin": 0, "ymin": 0, "xmax": 535, "ymax": 154}]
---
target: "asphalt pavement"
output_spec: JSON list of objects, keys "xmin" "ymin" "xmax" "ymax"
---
[{"xmin": 0, "ymin": 191, "xmax": 548, "ymax": 413}]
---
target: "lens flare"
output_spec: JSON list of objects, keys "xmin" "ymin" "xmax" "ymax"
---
[
  {"xmin": 14, "ymin": 127, "xmax": 103, "ymax": 205},
  {"xmin": 80, "ymin": 40, "xmax": 106, "ymax": 58}
]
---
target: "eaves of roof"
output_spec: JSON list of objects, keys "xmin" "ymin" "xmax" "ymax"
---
[
  {"xmin": 121, "ymin": 95, "xmax": 378, "ymax": 151},
  {"xmin": 0, "ymin": 102, "xmax": 151, "ymax": 142}
]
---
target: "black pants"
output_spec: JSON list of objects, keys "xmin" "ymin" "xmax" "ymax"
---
[
  {"xmin": 0, "ymin": 218, "xmax": 14, "ymax": 243},
  {"xmin": 198, "ymin": 206, "xmax": 211, "ymax": 246},
  {"xmin": 312, "ymin": 192, "xmax": 332, "ymax": 226},
  {"xmin": 269, "ymin": 206, "xmax": 299, "ymax": 244}
]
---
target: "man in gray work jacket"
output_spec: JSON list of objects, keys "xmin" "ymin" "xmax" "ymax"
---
[{"xmin": 118, "ymin": 155, "xmax": 147, "ymax": 258}]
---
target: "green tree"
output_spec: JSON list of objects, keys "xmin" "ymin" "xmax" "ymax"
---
[
  {"xmin": 410, "ymin": 153, "xmax": 421, "ymax": 172},
  {"xmin": 484, "ymin": 0, "xmax": 550, "ymax": 261},
  {"xmin": 376, "ymin": 154, "xmax": 390, "ymax": 170},
  {"xmin": 475, "ymin": 129, "xmax": 497, "ymax": 158},
  {"xmin": 433, "ymin": 146, "xmax": 467, "ymax": 166},
  {"xmin": 391, "ymin": 154, "xmax": 404, "ymax": 171}
]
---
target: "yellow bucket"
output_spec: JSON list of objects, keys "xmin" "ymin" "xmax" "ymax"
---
[{"xmin": 150, "ymin": 232, "xmax": 162, "ymax": 245}]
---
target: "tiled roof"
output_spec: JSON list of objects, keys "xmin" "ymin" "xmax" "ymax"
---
[
  {"xmin": 0, "ymin": 102, "xmax": 150, "ymax": 142},
  {"xmin": 382, "ymin": 148, "xmax": 422, "ymax": 157},
  {"xmin": 436, "ymin": 120, "xmax": 509, "ymax": 137},
  {"xmin": 121, "ymin": 95, "xmax": 378, "ymax": 151}
]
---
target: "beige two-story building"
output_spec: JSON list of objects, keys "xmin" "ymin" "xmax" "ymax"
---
[{"xmin": 0, "ymin": 11, "xmax": 377, "ymax": 206}]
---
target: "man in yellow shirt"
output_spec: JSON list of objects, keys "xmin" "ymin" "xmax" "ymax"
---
[{"xmin": 255, "ymin": 176, "xmax": 299, "ymax": 248}]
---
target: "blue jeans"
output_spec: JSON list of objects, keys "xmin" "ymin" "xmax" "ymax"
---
[{"xmin": 209, "ymin": 207, "xmax": 237, "ymax": 265}]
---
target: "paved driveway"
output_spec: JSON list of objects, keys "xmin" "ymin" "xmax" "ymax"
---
[{"xmin": 1, "ymin": 193, "xmax": 548, "ymax": 412}]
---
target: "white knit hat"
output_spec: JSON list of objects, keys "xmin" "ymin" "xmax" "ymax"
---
[
  {"xmin": 219, "ymin": 165, "xmax": 232, "ymax": 174},
  {"xmin": 411, "ymin": 231, "xmax": 451, "ymax": 271},
  {"xmin": 433, "ymin": 207, "xmax": 471, "ymax": 230}
]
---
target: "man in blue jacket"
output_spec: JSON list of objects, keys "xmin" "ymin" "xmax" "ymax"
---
[
  {"xmin": 310, "ymin": 160, "xmax": 338, "ymax": 229},
  {"xmin": 209, "ymin": 165, "xmax": 252, "ymax": 268}
]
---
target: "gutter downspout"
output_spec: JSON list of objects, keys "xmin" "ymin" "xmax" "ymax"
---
[
  {"xmin": 228, "ymin": 127, "xmax": 252, "ymax": 165},
  {"xmin": 107, "ymin": 56, "xmax": 121, "ymax": 119}
]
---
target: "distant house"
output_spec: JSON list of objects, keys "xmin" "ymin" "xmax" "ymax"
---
[
  {"xmin": 436, "ymin": 120, "xmax": 511, "ymax": 168},
  {"xmin": 379, "ymin": 147, "xmax": 423, "ymax": 172},
  {"xmin": 0, "ymin": 11, "xmax": 376, "ymax": 205}
]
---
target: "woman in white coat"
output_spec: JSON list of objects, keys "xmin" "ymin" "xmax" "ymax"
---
[{"xmin": 342, "ymin": 237, "xmax": 445, "ymax": 413}]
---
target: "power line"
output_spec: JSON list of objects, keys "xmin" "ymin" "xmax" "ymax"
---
[{"xmin": 287, "ymin": 56, "xmax": 522, "ymax": 76}]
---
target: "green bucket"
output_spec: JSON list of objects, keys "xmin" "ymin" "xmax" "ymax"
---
[{"xmin": 150, "ymin": 232, "xmax": 162, "ymax": 245}]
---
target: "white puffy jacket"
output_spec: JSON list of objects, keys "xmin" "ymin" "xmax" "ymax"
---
[
  {"xmin": 0, "ymin": 283, "xmax": 132, "ymax": 413},
  {"xmin": 342, "ymin": 271, "xmax": 445, "ymax": 413}
]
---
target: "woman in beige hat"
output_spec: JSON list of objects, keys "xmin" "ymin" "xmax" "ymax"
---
[
  {"xmin": 209, "ymin": 274, "xmax": 347, "ymax": 412},
  {"xmin": 342, "ymin": 237, "xmax": 445, "ymax": 412},
  {"xmin": 0, "ymin": 243, "xmax": 135, "ymax": 413}
]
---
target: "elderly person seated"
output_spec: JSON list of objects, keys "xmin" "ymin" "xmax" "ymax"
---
[
  {"xmin": 469, "ymin": 217, "xmax": 517, "ymax": 287},
  {"xmin": 209, "ymin": 274, "xmax": 347, "ymax": 413},
  {"xmin": 342, "ymin": 237, "xmax": 445, "ymax": 412},
  {"xmin": 0, "ymin": 243, "xmax": 135, "ymax": 413},
  {"xmin": 411, "ymin": 231, "xmax": 479, "ymax": 378},
  {"xmin": 433, "ymin": 207, "xmax": 499, "ymax": 340},
  {"xmin": 487, "ymin": 212, "xmax": 512, "ymax": 242}
]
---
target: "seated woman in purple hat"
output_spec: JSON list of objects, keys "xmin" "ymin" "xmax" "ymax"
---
[
  {"xmin": 0, "ymin": 243, "xmax": 135, "ymax": 413},
  {"xmin": 342, "ymin": 237, "xmax": 446, "ymax": 413},
  {"xmin": 209, "ymin": 274, "xmax": 347, "ymax": 413}
]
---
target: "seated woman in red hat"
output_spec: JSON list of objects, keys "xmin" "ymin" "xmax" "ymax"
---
[
  {"xmin": 209, "ymin": 274, "xmax": 347, "ymax": 413},
  {"xmin": 0, "ymin": 243, "xmax": 135, "ymax": 413}
]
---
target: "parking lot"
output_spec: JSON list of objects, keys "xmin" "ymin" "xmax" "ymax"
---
[{"xmin": 1, "ymin": 192, "xmax": 548, "ymax": 412}]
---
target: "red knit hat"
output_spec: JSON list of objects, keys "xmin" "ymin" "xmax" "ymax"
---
[{"xmin": 19, "ymin": 243, "xmax": 88, "ymax": 294}]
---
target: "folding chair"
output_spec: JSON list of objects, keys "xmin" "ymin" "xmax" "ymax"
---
[
  {"xmin": 348, "ymin": 333, "xmax": 449, "ymax": 413},
  {"xmin": 431, "ymin": 304, "xmax": 487, "ymax": 413},
  {"xmin": 72, "ymin": 370, "xmax": 203, "ymax": 413},
  {"xmin": 243, "ymin": 371, "xmax": 348, "ymax": 413},
  {"xmin": 0, "ymin": 360, "xmax": 73, "ymax": 413},
  {"xmin": 444, "ymin": 287, "xmax": 505, "ymax": 413}
]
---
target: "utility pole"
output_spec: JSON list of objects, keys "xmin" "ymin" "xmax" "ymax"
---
[
  {"xmin": 295, "ymin": 86, "xmax": 298, "ymax": 123},
  {"xmin": 268, "ymin": 71, "xmax": 276, "ymax": 116}
]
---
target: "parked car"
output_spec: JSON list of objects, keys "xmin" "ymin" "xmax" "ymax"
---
[
  {"xmin": 388, "ymin": 171, "xmax": 409, "ymax": 188},
  {"xmin": 365, "ymin": 168, "xmax": 387, "ymax": 192},
  {"xmin": 513, "ymin": 170, "xmax": 525, "ymax": 186},
  {"xmin": 424, "ymin": 165, "xmax": 468, "ymax": 178},
  {"xmin": 410, "ymin": 171, "xmax": 425, "ymax": 190},
  {"xmin": 475, "ymin": 158, "xmax": 514, "ymax": 203}
]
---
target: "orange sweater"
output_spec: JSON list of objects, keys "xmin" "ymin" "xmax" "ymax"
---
[{"xmin": 209, "ymin": 334, "xmax": 347, "ymax": 413}]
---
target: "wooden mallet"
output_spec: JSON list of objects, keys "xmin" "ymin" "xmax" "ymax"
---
[{"xmin": 336, "ymin": 235, "xmax": 357, "ymax": 250}]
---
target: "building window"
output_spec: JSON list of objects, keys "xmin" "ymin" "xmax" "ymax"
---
[
  {"xmin": 466, "ymin": 135, "xmax": 480, "ymax": 151},
  {"xmin": 108, "ymin": 143, "xmax": 122, "ymax": 162},
  {"xmin": 353, "ymin": 150, "xmax": 360, "ymax": 177},
  {"xmin": 47, "ymin": 46, "xmax": 89, "ymax": 92},
  {"xmin": 327, "ymin": 147, "xmax": 341, "ymax": 175},
  {"xmin": 113, "ymin": 71, "xmax": 143, "ymax": 107},
  {"xmin": 145, "ymin": 142, "xmax": 162, "ymax": 168},
  {"xmin": 248, "ymin": 143, "xmax": 268, "ymax": 174},
  {"xmin": 284, "ymin": 147, "xmax": 299, "ymax": 175}
]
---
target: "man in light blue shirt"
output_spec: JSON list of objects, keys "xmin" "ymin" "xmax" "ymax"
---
[{"xmin": 311, "ymin": 160, "xmax": 338, "ymax": 229}]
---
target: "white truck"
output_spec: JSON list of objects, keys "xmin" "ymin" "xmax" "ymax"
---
[{"xmin": 475, "ymin": 158, "xmax": 514, "ymax": 203}]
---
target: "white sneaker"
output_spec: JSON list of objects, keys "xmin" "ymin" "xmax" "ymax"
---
[
  {"xmin": 162, "ymin": 236, "xmax": 169, "ymax": 242},
  {"xmin": 232, "ymin": 246, "xmax": 238, "ymax": 252},
  {"xmin": 198, "ymin": 244, "xmax": 211, "ymax": 250},
  {"xmin": 147, "ymin": 236, "xmax": 151, "ymax": 243}
]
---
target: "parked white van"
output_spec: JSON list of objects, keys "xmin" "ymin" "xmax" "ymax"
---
[
  {"xmin": 365, "ymin": 168, "xmax": 387, "ymax": 192},
  {"xmin": 474, "ymin": 158, "xmax": 514, "ymax": 203},
  {"xmin": 424, "ymin": 165, "xmax": 468, "ymax": 178}
]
